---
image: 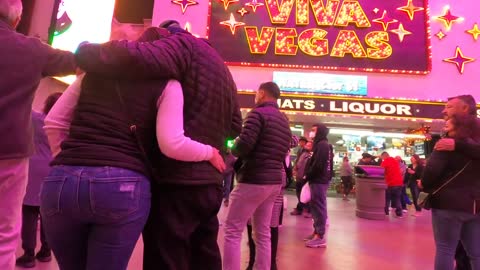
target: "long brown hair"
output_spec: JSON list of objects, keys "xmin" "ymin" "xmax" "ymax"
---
[{"xmin": 448, "ymin": 114, "xmax": 477, "ymax": 140}]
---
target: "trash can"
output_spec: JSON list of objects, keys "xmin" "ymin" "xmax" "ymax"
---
[{"xmin": 354, "ymin": 165, "xmax": 387, "ymax": 220}]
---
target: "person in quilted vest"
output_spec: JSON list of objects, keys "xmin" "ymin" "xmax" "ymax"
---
[{"xmin": 75, "ymin": 20, "xmax": 242, "ymax": 270}]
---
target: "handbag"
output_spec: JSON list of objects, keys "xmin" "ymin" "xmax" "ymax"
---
[
  {"xmin": 419, "ymin": 160, "xmax": 472, "ymax": 210},
  {"xmin": 300, "ymin": 182, "xmax": 311, "ymax": 203},
  {"xmin": 114, "ymin": 82, "xmax": 160, "ymax": 182}
]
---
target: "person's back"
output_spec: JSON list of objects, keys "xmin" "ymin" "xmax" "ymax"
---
[
  {"xmin": 381, "ymin": 156, "xmax": 403, "ymax": 187},
  {"xmin": 235, "ymin": 102, "xmax": 292, "ymax": 185},
  {"xmin": 52, "ymin": 75, "xmax": 163, "ymax": 176},
  {"xmin": 0, "ymin": 1, "xmax": 76, "ymax": 268},
  {"xmin": 0, "ymin": 18, "xmax": 75, "ymax": 159}
]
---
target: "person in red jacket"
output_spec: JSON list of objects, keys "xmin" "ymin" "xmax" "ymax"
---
[{"xmin": 381, "ymin": 152, "xmax": 404, "ymax": 218}]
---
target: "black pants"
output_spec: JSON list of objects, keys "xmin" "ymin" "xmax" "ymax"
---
[
  {"xmin": 21, "ymin": 205, "xmax": 49, "ymax": 255},
  {"xmin": 408, "ymin": 182, "xmax": 422, "ymax": 212},
  {"xmin": 341, "ymin": 176, "xmax": 353, "ymax": 196},
  {"xmin": 295, "ymin": 180, "xmax": 309, "ymax": 212},
  {"xmin": 246, "ymin": 224, "xmax": 278, "ymax": 270},
  {"xmin": 142, "ymin": 184, "xmax": 223, "ymax": 270},
  {"xmin": 385, "ymin": 186, "xmax": 403, "ymax": 217},
  {"xmin": 456, "ymin": 242, "xmax": 472, "ymax": 270}
]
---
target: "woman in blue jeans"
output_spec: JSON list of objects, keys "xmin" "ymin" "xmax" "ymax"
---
[
  {"xmin": 41, "ymin": 28, "xmax": 224, "ymax": 270},
  {"xmin": 421, "ymin": 115, "xmax": 480, "ymax": 270}
]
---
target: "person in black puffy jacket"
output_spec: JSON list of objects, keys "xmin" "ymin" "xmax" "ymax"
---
[{"xmin": 223, "ymin": 82, "xmax": 291, "ymax": 270}]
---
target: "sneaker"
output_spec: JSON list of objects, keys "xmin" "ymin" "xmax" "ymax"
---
[
  {"xmin": 16, "ymin": 254, "xmax": 35, "ymax": 268},
  {"xmin": 395, "ymin": 215, "xmax": 403, "ymax": 219},
  {"xmin": 36, "ymin": 248, "xmax": 52, "ymax": 263},
  {"xmin": 303, "ymin": 212, "xmax": 312, "ymax": 218},
  {"xmin": 306, "ymin": 237, "xmax": 327, "ymax": 248},
  {"xmin": 290, "ymin": 209, "xmax": 302, "ymax": 216},
  {"xmin": 402, "ymin": 209, "xmax": 408, "ymax": 213},
  {"xmin": 303, "ymin": 233, "xmax": 315, "ymax": 241}
]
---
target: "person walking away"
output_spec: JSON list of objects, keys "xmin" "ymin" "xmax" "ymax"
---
[
  {"xmin": 291, "ymin": 141, "xmax": 313, "ymax": 216},
  {"xmin": 381, "ymin": 152, "xmax": 403, "ymax": 218},
  {"xmin": 15, "ymin": 94, "xmax": 61, "ymax": 268},
  {"xmin": 407, "ymin": 154, "xmax": 424, "ymax": 216},
  {"xmin": 223, "ymin": 82, "xmax": 292, "ymax": 270},
  {"xmin": 340, "ymin": 156, "xmax": 354, "ymax": 201},
  {"xmin": 304, "ymin": 123, "xmax": 333, "ymax": 248},
  {"xmin": 421, "ymin": 115, "xmax": 480, "ymax": 270},
  {"xmin": 0, "ymin": 1, "xmax": 76, "ymax": 268},
  {"xmin": 396, "ymin": 157, "xmax": 411, "ymax": 212}
]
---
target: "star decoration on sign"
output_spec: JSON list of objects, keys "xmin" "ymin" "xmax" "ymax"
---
[
  {"xmin": 397, "ymin": 0, "xmax": 424, "ymax": 21},
  {"xmin": 435, "ymin": 7, "xmax": 463, "ymax": 31},
  {"xmin": 237, "ymin": 7, "xmax": 249, "ymax": 17},
  {"xmin": 390, "ymin": 23, "xmax": 412, "ymax": 42},
  {"xmin": 245, "ymin": 0, "xmax": 264, "ymax": 13},
  {"xmin": 171, "ymin": 0, "xmax": 198, "ymax": 14},
  {"xmin": 443, "ymin": 47, "xmax": 475, "ymax": 74},
  {"xmin": 373, "ymin": 8, "xmax": 379, "ymax": 14},
  {"xmin": 220, "ymin": 0, "xmax": 239, "ymax": 10},
  {"xmin": 435, "ymin": 30, "xmax": 446, "ymax": 40},
  {"xmin": 466, "ymin": 23, "xmax": 480, "ymax": 41},
  {"xmin": 373, "ymin": 10, "xmax": 398, "ymax": 31},
  {"xmin": 220, "ymin": 13, "xmax": 245, "ymax": 35}
]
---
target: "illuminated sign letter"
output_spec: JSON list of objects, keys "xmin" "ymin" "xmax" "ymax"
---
[
  {"xmin": 245, "ymin": 27, "xmax": 275, "ymax": 54},
  {"xmin": 334, "ymin": 0, "xmax": 371, "ymax": 28},
  {"xmin": 298, "ymin": 28, "xmax": 329, "ymax": 56},
  {"xmin": 296, "ymin": 0, "xmax": 341, "ymax": 26},
  {"xmin": 275, "ymin": 28, "xmax": 298, "ymax": 55},
  {"xmin": 331, "ymin": 30, "xmax": 367, "ymax": 58},
  {"xmin": 365, "ymin": 31, "xmax": 392, "ymax": 59},
  {"xmin": 265, "ymin": 0, "xmax": 296, "ymax": 24}
]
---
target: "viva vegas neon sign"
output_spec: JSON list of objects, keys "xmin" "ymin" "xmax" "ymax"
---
[{"xmin": 245, "ymin": 0, "xmax": 393, "ymax": 59}]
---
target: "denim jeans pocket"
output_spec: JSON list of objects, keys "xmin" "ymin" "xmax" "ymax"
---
[
  {"xmin": 40, "ymin": 176, "xmax": 67, "ymax": 217},
  {"xmin": 89, "ymin": 177, "xmax": 142, "ymax": 220}
]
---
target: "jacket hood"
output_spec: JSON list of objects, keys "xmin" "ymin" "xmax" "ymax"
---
[{"xmin": 313, "ymin": 123, "xmax": 329, "ymax": 142}]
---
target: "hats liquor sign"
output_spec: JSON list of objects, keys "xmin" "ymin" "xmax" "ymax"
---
[
  {"xmin": 207, "ymin": 0, "xmax": 431, "ymax": 74},
  {"xmin": 236, "ymin": 92, "xmax": 480, "ymax": 120}
]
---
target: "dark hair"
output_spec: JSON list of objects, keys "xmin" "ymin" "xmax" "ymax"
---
[
  {"xmin": 259, "ymin": 82, "xmax": 281, "ymax": 99},
  {"xmin": 158, "ymin": 20, "xmax": 180, "ymax": 29},
  {"xmin": 299, "ymin": 136, "xmax": 308, "ymax": 143},
  {"xmin": 411, "ymin": 154, "xmax": 422, "ymax": 165},
  {"xmin": 137, "ymin": 27, "xmax": 169, "ymax": 42},
  {"xmin": 448, "ymin": 114, "xmax": 477, "ymax": 140},
  {"xmin": 43, "ymin": 92, "xmax": 62, "ymax": 114},
  {"xmin": 448, "ymin": 95, "xmax": 477, "ymax": 116},
  {"xmin": 381, "ymin": 151, "xmax": 389, "ymax": 157}
]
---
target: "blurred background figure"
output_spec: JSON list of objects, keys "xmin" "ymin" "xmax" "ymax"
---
[
  {"xmin": 340, "ymin": 156, "xmax": 353, "ymax": 201},
  {"xmin": 16, "ymin": 93, "xmax": 61, "ymax": 268}
]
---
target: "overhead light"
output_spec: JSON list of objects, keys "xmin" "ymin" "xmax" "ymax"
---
[{"xmin": 336, "ymin": 140, "xmax": 345, "ymax": 145}]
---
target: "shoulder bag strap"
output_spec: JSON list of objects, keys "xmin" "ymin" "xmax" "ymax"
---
[
  {"xmin": 113, "ymin": 81, "xmax": 157, "ymax": 181},
  {"xmin": 431, "ymin": 160, "xmax": 472, "ymax": 195}
]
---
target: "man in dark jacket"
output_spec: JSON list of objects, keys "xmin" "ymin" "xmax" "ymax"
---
[
  {"xmin": 75, "ymin": 21, "xmax": 242, "ymax": 270},
  {"xmin": 434, "ymin": 94, "xmax": 480, "ymax": 270},
  {"xmin": 0, "ymin": 1, "xmax": 76, "ymax": 268},
  {"xmin": 304, "ymin": 123, "xmax": 333, "ymax": 248},
  {"xmin": 223, "ymin": 82, "xmax": 291, "ymax": 270}
]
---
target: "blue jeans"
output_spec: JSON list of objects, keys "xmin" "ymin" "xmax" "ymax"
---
[
  {"xmin": 40, "ymin": 166, "xmax": 151, "ymax": 270},
  {"xmin": 432, "ymin": 208, "xmax": 480, "ymax": 270},
  {"xmin": 385, "ymin": 186, "xmax": 403, "ymax": 217},
  {"xmin": 310, "ymin": 183, "xmax": 329, "ymax": 237}
]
